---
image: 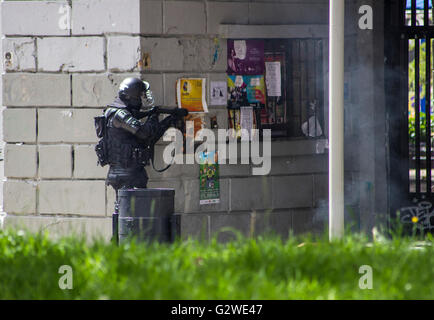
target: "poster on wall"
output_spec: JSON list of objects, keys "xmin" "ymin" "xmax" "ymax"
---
[
  {"xmin": 227, "ymin": 40, "xmax": 265, "ymax": 75},
  {"xmin": 261, "ymin": 53, "xmax": 287, "ymax": 125},
  {"xmin": 176, "ymin": 78, "xmax": 208, "ymax": 112},
  {"xmin": 210, "ymin": 81, "xmax": 227, "ymax": 106},
  {"xmin": 184, "ymin": 113, "xmax": 206, "ymax": 140},
  {"xmin": 265, "ymin": 61, "xmax": 281, "ymax": 97},
  {"xmin": 228, "ymin": 109, "xmax": 242, "ymax": 139},
  {"xmin": 228, "ymin": 109, "xmax": 257, "ymax": 139},
  {"xmin": 199, "ymin": 151, "xmax": 220, "ymax": 205},
  {"xmin": 227, "ymin": 75, "xmax": 266, "ymax": 109},
  {"xmin": 240, "ymin": 107, "xmax": 254, "ymax": 141}
]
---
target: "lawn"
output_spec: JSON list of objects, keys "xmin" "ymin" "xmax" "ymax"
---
[{"xmin": 0, "ymin": 229, "xmax": 433, "ymax": 300}]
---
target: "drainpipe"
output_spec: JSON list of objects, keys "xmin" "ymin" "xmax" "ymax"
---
[{"xmin": 329, "ymin": 0, "xmax": 345, "ymax": 240}]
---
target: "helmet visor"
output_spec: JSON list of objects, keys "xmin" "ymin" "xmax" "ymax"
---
[{"xmin": 141, "ymin": 89, "xmax": 155, "ymax": 108}]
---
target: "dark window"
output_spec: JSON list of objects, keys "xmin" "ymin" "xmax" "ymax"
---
[{"xmin": 227, "ymin": 38, "xmax": 325, "ymax": 139}]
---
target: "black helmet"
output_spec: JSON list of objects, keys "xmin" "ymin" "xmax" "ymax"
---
[{"xmin": 118, "ymin": 77, "xmax": 152, "ymax": 108}]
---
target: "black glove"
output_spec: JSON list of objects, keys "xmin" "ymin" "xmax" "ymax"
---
[
  {"xmin": 161, "ymin": 114, "xmax": 178, "ymax": 128},
  {"xmin": 147, "ymin": 112, "xmax": 159, "ymax": 123},
  {"xmin": 176, "ymin": 108, "xmax": 189, "ymax": 118}
]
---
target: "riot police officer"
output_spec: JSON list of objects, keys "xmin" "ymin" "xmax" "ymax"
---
[
  {"xmin": 102, "ymin": 77, "xmax": 183, "ymax": 190},
  {"xmin": 95, "ymin": 77, "xmax": 187, "ymax": 243}
]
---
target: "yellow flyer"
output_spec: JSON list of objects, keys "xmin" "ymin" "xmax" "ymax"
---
[{"xmin": 176, "ymin": 78, "xmax": 208, "ymax": 112}]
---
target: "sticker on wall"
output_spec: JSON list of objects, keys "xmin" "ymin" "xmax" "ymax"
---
[
  {"xmin": 199, "ymin": 151, "xmax": 220, "ymax": 205},
  {"xmin": 240, "ymin": 107, "xmax": 254, "ymax": 141},
  {"xmin": 227, "ymin": 39, "xmax": 265, "ymax": 75},
  {"xmin": 227, "ymin": 75, "xmax": 266, "ymax": 109},
  {"xmin": 265, "ymin": 61, "xmax": 282, "ymax": 97},
  {"xmin": 228, "ymin": 109, "xmax": 242, "ymax": 139},
  {"xmin": 210, "ymin": 81, "xmax": 227, "ymax": 106},
  {"xmin": 176, "ymin": 78, "xmax": 208, "ymax": 112},
  {"xmin": 184, "ymin": 113, "xmax": 206, "ymax": 140}
]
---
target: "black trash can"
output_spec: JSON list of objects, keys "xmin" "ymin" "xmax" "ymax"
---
[{"xmin": 118, "ymin": 188, "xmax": 175, "ymax": 243}]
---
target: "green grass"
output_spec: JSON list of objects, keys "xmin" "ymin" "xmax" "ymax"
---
[{"xmin": 0, "ymin": 229, "xmax": 433, "ymax": 300}]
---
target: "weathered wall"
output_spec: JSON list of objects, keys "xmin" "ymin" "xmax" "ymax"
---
[
  {"xmin": 343, "ymin": 0, "xmax": 388, "ymax": 234},
  {"xmin": 0, "ymin": 0, "xmax": 386, "ymax": 241}
]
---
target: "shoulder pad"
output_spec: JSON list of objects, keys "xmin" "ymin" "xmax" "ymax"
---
[
  {"xmin": 114, "ymin": 108, "xmax": 133, "ymax": 121},
  {"xmin": 111, "ymin": 108, "xmax": 141, "ymax": 134},
  {"xmin": 104, "ymin": 107, "xmax": 118, "ymax": 119}
]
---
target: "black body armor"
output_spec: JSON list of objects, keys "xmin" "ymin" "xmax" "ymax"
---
[
  {"xmin": 103, "ymin": 97, "xmax": 175, "ymax": 191},
  {"xmin": 94, "ymin": 77, "xmax": 188, "ymax": 245}
]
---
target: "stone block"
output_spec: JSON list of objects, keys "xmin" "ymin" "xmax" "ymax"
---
[
  {"xmin": 219, "ymin": 24, "xmax": 328, "ymax": 39},
  {"xmin": 209, "ymin": 38, "xmax": 227, "ymax": 72},
  {"xmin": 216, "ymin": 139, "xmax": 261, "ymax": 167},
  {"xmin": 207, "ymin": 1, "xmax": 249, "ymax": 34},
  {"xmin": 72, "ymin": 73, "xmax": 163, "ymax": 107},
  {"xmin": 147, "ymin": 179, "xmax": 184, "ymax": 213},
  {"xmin": 147, "ymin": 144, "xmax": 198, "ymax": 180},
  {"xmin": 177, "ymin": 214, "xmax": 209, "ymax": 241},
  {"xmin": 37, "ymin": 37, "xmax": 105, "ymax": 72},
  {"xmin": 38, "ymin": 180, "xmax": 106, "ymax": 216},
  {"xmin": 206, "ymin": 107, "xmax": 228, "ymax": 135},
  {"xmin": 179, "ymin": 38, "xmax": 212, "ymax": 71},
  {"xmin": 38, "ymin": 109, "xmax": 102, "ymax": 143},
  {"xmin": 313, "ymin": 173, "xmax": 357, "ymax": 208},
  {"xmin": 230, "ymin": 177, "xmax": 272, "ymax": 211},
  {"xmin": 313, "ymin": 174, "xmax": 328, "ymax": 207},
  {"xmin": 38, "ymin": 145, "xmax": 72, "ymax": 179},
  {"xmin": 141, "ymin": 38, "xmax": 183, "ymax": 71},
  {"xmin": 164, "ymin": 1, "xmax": 206, "ymax": 34},
  {"xmin": 210, "ymin": 213, "xmax": 251, "ymax": 242},
  {"xmin": 72, "ymin": 73, "xmax": 120, "ymax": 107},
  {"xmin": 106, "ymin": 186, "xmax": 116, "ymax": 217},
  {"xmin": 292, "ymin": 208, "xmax": 327, "ymax": 236},
  {"xmin": 272, "ymin": 175, "xmax": 313, "ymax": 209},
  {"xmin": 183, "ymin": 178, "xmax": 229, "ymax": 213},
  {"xmin": 1, "ymin": 1, "xmax": 71, "ymax": 36},
  {"xmin": 271, "ymin": 139, "xmax": 329, "ymax": 157},
  {"xmin": 72, "ymin": 0, "xmax": 141, "ymax": 35},
  {"xmin": 253, "ymin": 211, "xmax": 292, "ymax": 239},
  {"xmin": 107, "ymin": 36, "xmax": 141, "ymax": 72},
  {"xmin": 140, "ymin": 0, "xmax": 163, "ymax": 34},
  {"xmin": 74, "ymin": 145, "xmax": 108, "ymax": 179},
  {"xmin": 219, "ymin": 163, "xmax": 251, "ymax": 178},
  {"xmin": 4, "ymin": 144, "xmax": 37, "ymax": 178},
  {"xmin": 2, "ymin": 108, "xmax": 36, "ymax": 143},
  {"xmin": 270, "ymin": 154, "xmax": 328, "ymax": 176},
  {"xmin": 248, "ymin": 2, "xmax": 328, "ymax": 25},
  {"xmin": 3, "ymin": 180, "xmax": 37, "ymax": 214},
  {"xmin": 4, "ymin": 215, "xmax": 112, "ymax": 242},
  {"xmin": 2, "ymin": 37, "xmax": 36, "ymax": 71},
  {"xmin": 2, "ymin": 73, "xmax": 71, "ymax": 107}
]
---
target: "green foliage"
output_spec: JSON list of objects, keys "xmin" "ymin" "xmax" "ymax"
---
[
  {"xmin": 408, "ymin": 112, "xmax": 434, "ymax": 145},
  {"xmin": 0, "ymin": 229, "xmax": 433, "ymax": 300},
  {"xmin": 408, "ymin": 39, "xmax": 434, "ymax": 145}
]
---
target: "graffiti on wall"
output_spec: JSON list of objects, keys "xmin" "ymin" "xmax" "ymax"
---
[{"xmin": 399, "ymin": 201, "xmax": 434, "ymax": 231}]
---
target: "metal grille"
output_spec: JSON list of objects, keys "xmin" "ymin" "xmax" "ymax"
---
[
  {"xmin": 404, "ymin": 0, "xmax": 434, "ymax": 197},
  {"xmin": 227, "ymin": 39, "xmax": 324, "ymax": 139}
]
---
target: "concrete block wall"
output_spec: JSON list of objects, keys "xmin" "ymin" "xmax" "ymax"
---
[
  {"xmin": 1, "ymin": 0, "xmax": 340, "ymax": 241},
  {"xmin": 1, "ymin": 0, "xmax": 141, "ymax": 240}
]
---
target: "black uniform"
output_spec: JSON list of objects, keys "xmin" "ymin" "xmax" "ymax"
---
[{"xmin": 104, "ymin": 97, "xmax": 176, "ymax": 192}]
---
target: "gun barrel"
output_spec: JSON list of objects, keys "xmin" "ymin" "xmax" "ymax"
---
[{"xmin": 143, "ymin": 106, "xmax": 188, "ymax": 117}]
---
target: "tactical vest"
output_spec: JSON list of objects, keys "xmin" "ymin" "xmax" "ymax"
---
[{"xmin": 105, "ymin": 107, "xmax": 152, "ymax": 168}]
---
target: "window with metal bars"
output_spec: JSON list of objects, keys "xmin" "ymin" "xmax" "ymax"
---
[
  {"xmin": 227, "ymin": 38, "xmax": 325, "ymax": 139},
  {"xmin": 402, "ymin": 0, "xmax": 434, "ymax": 196}
]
